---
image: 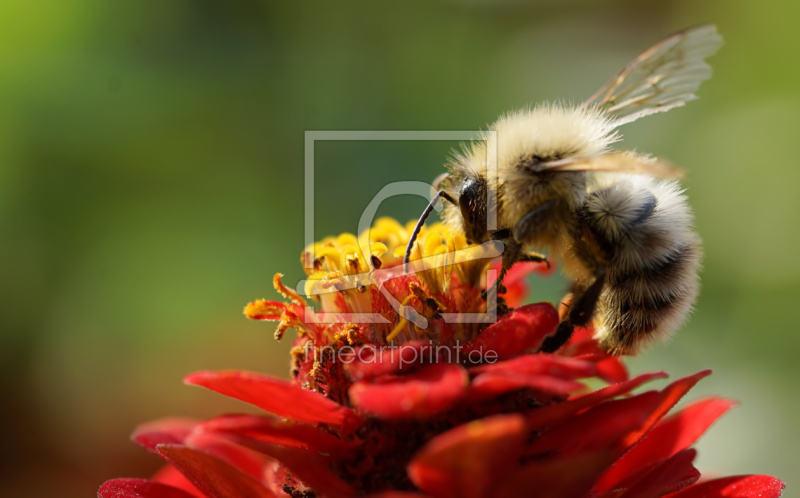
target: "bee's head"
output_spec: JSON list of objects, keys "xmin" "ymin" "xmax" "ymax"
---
[{"xmin": 457, "ymin": 175, "xmax": 490, "ymax": 244}]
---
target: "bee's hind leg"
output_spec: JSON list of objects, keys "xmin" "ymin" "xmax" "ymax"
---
[{"xmin": 539, "ymin": 267, "xmax": 606, "ymax": 353}]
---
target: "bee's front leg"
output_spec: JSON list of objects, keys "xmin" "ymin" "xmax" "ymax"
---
[
  {"xmin": 482, "ymin": 199, "xmax": 556, "ymax": 306},
  {"xmin": 486, "ymin": 200, "xmax": 557, "ymax": 294},
  {"xmin": 479, "ymin": 233, "xmax": 518, "ymax": 310},
  {"xmin": 517, "ymin": 251, "xmax": 550, "ymax": 268}
]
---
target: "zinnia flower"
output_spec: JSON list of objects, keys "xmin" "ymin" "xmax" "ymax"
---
[{"xmin": 99, "ymin": 218, "xmax": 785, "ymax": 498}]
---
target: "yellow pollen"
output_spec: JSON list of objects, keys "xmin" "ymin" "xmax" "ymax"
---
[
  {"xmin": 243, "ymin": 299, "xmax": 284, "ymax": 320},
  {"xmin": 315, "ymin": 247, "xmax": 345, "ymax": 271},
  {"xmin": 273, "ymin": 273, "xmax": 307, "ymax": 307}
]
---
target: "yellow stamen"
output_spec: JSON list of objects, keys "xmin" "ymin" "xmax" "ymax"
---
[
  {"xmin": 386, "ymin": 317, "xmax": 408, "ymax": 343},
  {"xmin": 304, "ymin": 270, "xmax": 346, "ymax": 297},
  {"xmin": 385, "ymin": 294, "xmax": 418, "ymax": 342},
  {"xmin": 275, "ymin": 316, "xmax": 293, "ymax": 340},
  {"xmin": 337, "ymin": 233, "xmax": 359, "ymax": 247},
  {"xmin": 338, "ymin": 244, "xmax": 363, "ymax": 274},
  {"xmin": 315, "ymin": 247, "xmax": 344, "ymax": 271},
  {"xmin": 370, "ymin": 241, "xmax": 388, "ymax": 255},
  {"xmin": 273, "ymin": 273, "xmax": 307, "ymax": 307}
]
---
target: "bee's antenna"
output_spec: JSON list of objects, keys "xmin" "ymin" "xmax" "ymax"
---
[{"xmin": 403, "ymin": 190, "xmax": 445, "ymax": 273}]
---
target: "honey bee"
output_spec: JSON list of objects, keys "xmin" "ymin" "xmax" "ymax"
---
[{"xmin": 405, "ymin": 25, "xmax": 722, "ymax": 355}]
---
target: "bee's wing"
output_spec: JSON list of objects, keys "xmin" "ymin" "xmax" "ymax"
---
[
  {"xmin": 583, "ymin": 25, "xmax": 722, "ymax": 126},
  {"xmin": 543, "ymin": 152, "xmax": 684, "ymax": 179}
]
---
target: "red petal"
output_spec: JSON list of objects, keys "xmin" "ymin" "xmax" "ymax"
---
[
  {"xmin": 367, "ymin": 493, "xmax": 430, "ymax": 498},
  {"xmin": 184, "ymin": 371, "xmax": 360, "ymax": 431},
  {"xmin": 594, "ymin": 356, "xmax": 629, "ymax": 383},
  {"xmin": 199, "ymin": 414, "xmax": 360, "ymax": 457},
  {"xmin": 559, "ymin": 326, "xmax": 597, "ymax": 356},
  {"xmin": 131, "ymin": 418, "xmax": 199, "ymax": 453},
  {"xmin": 465, "ymin": 371, "xmax": 585, "ymax": 403},
  {"xmin": 488, "ymin": 259, "xmax": 553, "ymax": 307},
  {"xmin": 527, "ymin": 371, "xmax": 711, "ymax": 459},
  {"xmin": 463, "ymin": 303, "xmax": 558, "ymax": 360},
  {"xmin": 408, "ymin": 414, "xmax": 528, "ymax": 498},
  {"xmin": 525, "ymin": 372, "xmax": 668, "ymax": 431},
  {"xmin": 156, "ymin": 444, "xmax": 275, "ymax": 498},
  {"xmin": 98, "ymin": 478, "xmax": 200, "ymax": 498},
  {"xmin": 500, "ymin": 278, "xmax": 527, "ymax": 308},
  {"xmin": 612, "ymin": 449, "xmax": 700, "ymax": 497},
  {"xmin": 469, "ymin": 354, "xmax": 596, "ymax": 380},
  {"xmin": 596, "ymin": 397, "xmax": 736, "ymax": 493},
  {"xmin": 249, "ymin": 443, "xmax": 355, "ymax": 498},
  {"xmin": 184, "ymin": 431, "xmax": 269, "ymax": 482},
  {"xmin": 619, "ymin": 370, "xmax": 711, "ymax": 448},
  {"xmin": 667, "ymin": 475, "xmax": 785, "ymax": 498},
  {"xmin": 526, "ymin": 391, "xmax": 662, "ymax": 458},
  {"xmin": 349, "ymin": 363, "xmax": 468, "ymax": 420},
  {"xmin": 494, "ymin": 452, "xmax": 615, "ymax": 498},
  {"xmin": 344, "ymin": 341, "xmax": 434, "ymax": 381},
  {"xmin": 151, "ymin": 465, "xmax": 203, "ymax": 496}
]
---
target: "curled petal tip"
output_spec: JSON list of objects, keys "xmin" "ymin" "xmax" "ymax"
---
[{"xmin": 243, "ymin": 299, "xmax": 286, "ymax": 321}]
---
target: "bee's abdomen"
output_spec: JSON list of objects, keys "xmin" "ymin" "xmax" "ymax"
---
[
  {"xmin": 580, "ymin": 177, "xmax": 702, "ymax": 354},
  {"xmin": 599, "ymin": 242, "xmax": 700, "ymax": 354}
]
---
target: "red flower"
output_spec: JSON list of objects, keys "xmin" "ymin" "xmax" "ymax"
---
[{"xmin": 99, "ymin": 218, "xmax": 785, "ymax": 498}]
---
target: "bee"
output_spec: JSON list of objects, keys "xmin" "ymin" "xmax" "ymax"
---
[{"xmin": 404, "ymin": 25, "xmax": 722, "ymax": 355}]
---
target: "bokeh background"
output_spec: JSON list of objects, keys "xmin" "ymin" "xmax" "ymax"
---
[{"xmin": 2, "ymin": 0, "xmax": 798, "ymax": 495}]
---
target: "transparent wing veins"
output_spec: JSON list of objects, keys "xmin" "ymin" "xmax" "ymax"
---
[{"xmin": 583, "ymin": 25, "xmax": 722, "ymax": 125}]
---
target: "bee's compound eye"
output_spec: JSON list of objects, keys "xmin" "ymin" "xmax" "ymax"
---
[
  {"xmin": 459, "ymin": 178, "xmax": 479, "ymax": 206},
  {"xmin": 457, "ymin": 176, "xmax": 489, "ymax": 243}
]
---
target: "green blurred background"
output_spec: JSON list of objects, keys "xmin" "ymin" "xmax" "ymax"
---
[{"xmin": 1, "ymin": 1, "xmax": 798, "ymax": 495}]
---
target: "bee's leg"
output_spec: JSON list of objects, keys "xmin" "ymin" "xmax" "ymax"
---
[
  {"xmin": 496, "ymin": 236, "xmax": 532, "ymax": 296},
  {"xmin": 494, "ymin": 247, "xmax": 550, "ymax": 297},
  {"xmin": 482, "ymin": 281, "xmax": 511, "ymax": 316},
  {"xmin": 539, "ymin": 267, "xmax": 606, "ymax": 353},
  {"xmin": 492, "ymin": 230, "xmax": 550, "ymax": 267},
  {"xmin": 479, "ymin": 234, "xmax": 521, "ymax": 309},
  {"xmin": 518, "ymin": 251, "xmax": 550, "ymax": 269},
  {"xmin": 480, "ymin": 238, "xmax": 516, "ymax": 301},
  {"xmin": 484, "ymin": 234, "xmax": 550, "ymax": 303},
  {"xmin": 482, "ymin": 200, "xmax": 556, "ymax": 302},
  {"xmin": 490, "ymin": 228, "xmax": 511, "ymax": 240}
]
